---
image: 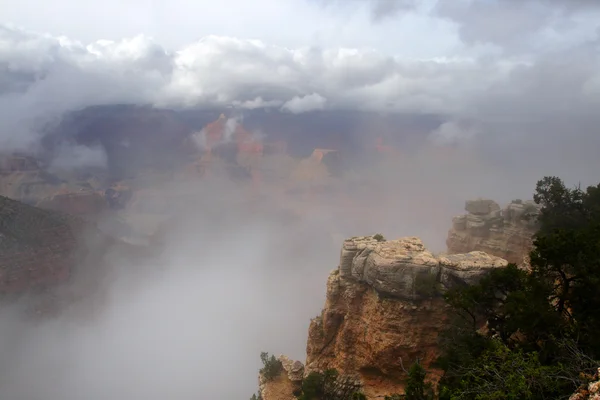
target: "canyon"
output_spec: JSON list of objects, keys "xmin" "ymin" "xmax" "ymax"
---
[
  {"xmin": 0, "ymin": 108, "xmax": 551, "ymax": 399},
  {"xmin": 257, "ymin": 198, "xmax": 541, "ymax": 400},
  {"xmin": 258, "ymin": 235, "xmax": 509, "ymax": 399},
  {"xmin": 0, "ymin": 194, "xmax": 150, "ymax": 315}
]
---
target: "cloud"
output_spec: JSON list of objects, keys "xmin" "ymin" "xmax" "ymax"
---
[
  {"xmin": 0, "ymin": 24, "xmax": 464, "ymax": 153},
  {"xmin": 428, "ymin": 120, "xmax": 478, "ymax": 146},
  {"xmin": 281, "ymin": 93, "xmax": 326, "ymax": 113},
  {"xmin": 48, "ymin": 143, "xmax": 108, "ymax": 170},
  {"xmin": 313, "ymin": 0, "xmax": 421, "ymax": 22},
  {"xmin": 1, "ymin": 20, "xmax": 600, "ymax": 186},
  {"xmin": 433, "ymin": 0, "xmax": 600, "ymax": 54}
]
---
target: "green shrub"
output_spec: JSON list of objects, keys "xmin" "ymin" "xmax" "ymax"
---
[
  {"xmin": 259, "ymin": 352, "xmax": 283, "ymax": 382},
  {"xmin": 413, "ymin": 273, "xmax": 440, "ymax": 298},
  {"xmin": 373, "ymin": 233, "xmax": 385, "ymax": 242},
  {"xmin": 296, "ymin": 369, "xmax": 346, "ymax": 400},
  {"xmin": 405, "ymin": 362, "xmax": 434, "ymax": 400}
]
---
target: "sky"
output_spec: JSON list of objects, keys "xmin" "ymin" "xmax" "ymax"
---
[{"xmin": 2, "ymin": 0, "xmax": 600, "ymax": 187}]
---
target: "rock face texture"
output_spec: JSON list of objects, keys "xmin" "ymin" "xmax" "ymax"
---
[
  {"xmin": 0, "ymin": 195, "xmax": 89, "ymax": 293},
  {"xmin": 446, "ymin": 199, "xmax": 541, "ymax": 265},
  {"xmin": 265, "ymin": 236, "xmax": 507, "ymax": 400},
  {"xmin": 569, "ymin": 368, "xmax": 600, "ymax": 400},
  {"xmin": 0, "ymin": 195, "xmax": 146, "ymax": 299},
  {"xmin": 259, "ymin": 356, "xmax": 304, "ymax": 400},
  {"xmin": 36, "ymin": 191, "xmax": 108, "ymax": 218}
]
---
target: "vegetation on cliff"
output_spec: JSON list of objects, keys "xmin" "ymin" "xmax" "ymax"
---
[
  {"xmin": 260, "ymin": 352, "xmax": 284, "ymax": 381},
  {"xmin": 252, "ymin": 175, "xmax": 600, "ymax": 400},
  {"xmin": 438, "ymin": 176, "xmax": 600, "ymax": 399}
]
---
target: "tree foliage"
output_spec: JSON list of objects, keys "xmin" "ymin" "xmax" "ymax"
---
[
  {"xmin": 260, "ymin": 351, "xmax": 284, "ymax": 381},
  {"xmin": 405, "ymin": 361, "xmax": 434, "ymax": 400},
  {"xmin": 438, "ymin": 176, "xmax": 600, "ymax": 399}
]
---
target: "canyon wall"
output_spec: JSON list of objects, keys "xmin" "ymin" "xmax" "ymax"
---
[
  {"xmin": 0, "ymin": 195, "xmax": 148, "ymax": 314},
  {"xmin": 260, "ymin": 235, "xmax": 507, "ymax": 399},
  {"xmin": 446, "ymin": 198, "xmax": 541, "ymax": 265}
]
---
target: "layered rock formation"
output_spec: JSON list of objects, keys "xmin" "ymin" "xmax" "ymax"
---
[
  {"xmin": 259, "ymin": 356, "xmax": 305, "ymax": 400},
  {"xmin": 446, "ymin": 198, "xmax": 541, "ymax": 265},
  {"xmin": 36, "ymin": 190, "xmax": 108, "ymax": 218},
  {"xmin": 0, "ymin": 195, "xmax": 147, "ymax": 305},
  {"xmin": 260, "ymin": 236, "xmax": 507, "ymax": 399}
]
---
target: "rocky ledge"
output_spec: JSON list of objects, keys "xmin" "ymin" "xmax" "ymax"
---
[
  {"xmin": 446, "ymin": 198, "xmax": 541, "ymax": 265},
  {"xmin": 259, "ymin": 235, "xmax": 508, "ymax": 400},
  {"xmin": 340, "ymin": 235, "xmax": 507, "ymax": 301}
]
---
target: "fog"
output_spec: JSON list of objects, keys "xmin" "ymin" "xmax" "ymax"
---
[{"xmin": 0, "ymin": 137, "xmax": 574, "ymax": 399}]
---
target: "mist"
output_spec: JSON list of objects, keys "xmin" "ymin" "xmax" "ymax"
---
[{"xmin": 0, "ymin": 135, "xmax": 571, "ymax": 398}]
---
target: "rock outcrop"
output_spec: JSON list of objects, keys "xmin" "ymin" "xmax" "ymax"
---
[
  {"xmin": 260, "ymin": 235, "xmax": 508, "ymax": 400},
  {"xmin": 36, "ymin": 190, "xmax": 108, "ymax": 218},
  {"xmin": 259, "ymin": 356, "xmax": 304, "ymax": 400},
  {"xmin": 446, "ymin": 198, "xmax": 541, "ymax": 265},
  {"xmin": 569, "ymin": 368, "xmax": 600, "ymax": 400},
  {"xmin": 0, "ymin": 195, "xmax": 147, "ymax": 304}
]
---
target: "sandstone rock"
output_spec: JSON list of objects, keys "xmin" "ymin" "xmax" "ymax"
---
[
  {"xmin": 300, "ymin": 235, "xmax": 507, "ymax": 398},
  {"xmin": 439, "ymin": 251, "xmax": 508, "ymax": 289},
  {"xmin": 452, "ymin": 215, "xmax": 467, "ymax": 231},
  {"xmin": 279, "ymin": 355, "xmax": 304, "ymax": 383},
  {"xmin": 340, "ymin": 236, "xmax": 506, "ymax": 300},
  {"xmin": 0, "ymin": 195, "xmax": 149, "ymax": 313},
  {"xmin": 258, "ymin": 356, "xmax": 303, "ymax": 400},
  {"xmin": 305, "ymin": 267, "xmax": 446, "ymax": 398},
  {"xmin": 465, "ymin": 199, "xmax": 500, "ymax": 215},
  {"xmin": 36, "ymin": 191, "xmax": 108, "ymax": 219},
  {"xmin": 569, "ymin": 368, "xmax": 600, "ymax": 400},
  {"xmin": 447, "ymin": 199, "xmax": 540, "ymax": 265},
  {"xmin": 0, "ymin": 155, "xmax": 39, "ymax": 173}
]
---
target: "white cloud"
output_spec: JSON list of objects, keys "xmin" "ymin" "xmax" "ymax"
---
[
  {"xmin": 1, "ymin": 18, "xmax": 600, "ymax": 180},
  {"xmin": 281, "ymin": 93, "xmax": 326, "ymax": 113},
  {"xmin": 0, "ymin": 23, "xmax": 506, "ymax": 152}
]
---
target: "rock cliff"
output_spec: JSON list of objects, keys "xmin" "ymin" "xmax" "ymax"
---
[
  {"xmin": 36, "ymin": 190, "xmax": 108, "ymax": 218},
  {"xmin": 258, "ymin": 356, "xmax": 304, "ymax": 400},
  {"xmin": 569, "ymin": 368, "xmax": 600, "ymax": 400},
  {"xmin": 260, "ymin": 235, "xmax": 507, "ymax": 399},
  {"xmin": 446, "ymin": 198, "xmax": 541, "ymax": 265},
  {"xmin": 0, "ymin": 195, "xmax": 148, "ymax": 310}
]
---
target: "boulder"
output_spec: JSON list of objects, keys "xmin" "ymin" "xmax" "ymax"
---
[
  {"xmin": 452, "ymin": 215, "xmax": 467, "ymax": 231},
  {"xmin": 465, "ymin": 199, "xmax": 500, "ymax": 215},
  {"xmin": 448, "ymin": 199, "xmax": 540, "ymax": 265},
  {"xmin": 439, "ymin": 251, "xmax": 508, "ymax": 289},
  {"xmin": 340, "ymin": 236, "xmax": 507, "ymax": 300}
]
